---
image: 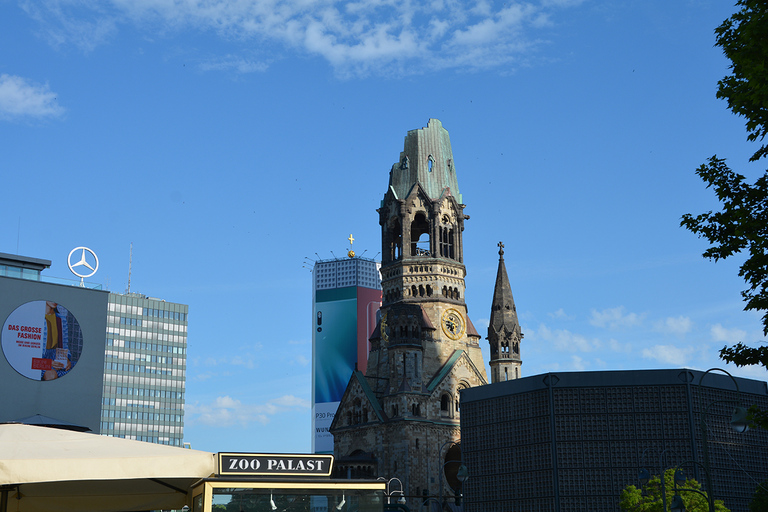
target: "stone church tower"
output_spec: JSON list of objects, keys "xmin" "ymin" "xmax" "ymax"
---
[
  {"xmin": 329, "ymin": 119, "xmax": 489, "ymax": 508},
  {"xmin": 487, "ymin": 242, "xmax": 523, "ymax": 383}
]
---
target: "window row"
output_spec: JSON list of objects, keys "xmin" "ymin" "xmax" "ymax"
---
[
  {"xmin": 103, "ymin": 387, "xmax": 184, "ymax": 399},
  {"xmin": 101, "ymin": 409, "xmax": 182, "ymax": 422},
  {"xmin": 106, "ymin": 338, "xmax": 187, "ymax": 354},
  {"xmin": 143, "ymin": 307, "xmax": 186, "ymax": 321},
  {"xmin": 104, "ymin": 362, "xmax": 176, "ymax": 375}
]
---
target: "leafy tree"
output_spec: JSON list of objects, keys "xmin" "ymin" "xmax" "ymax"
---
[
  {"xmin": 680, "ymin": 0, "xmax": 768, "ymax": 425},
  {"xmin": 619, "ymin": 469, "xmax": 729, "ymax": 511}
]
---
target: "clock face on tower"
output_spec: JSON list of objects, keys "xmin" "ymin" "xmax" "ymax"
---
[{"xmin": 441, "ymin": 308, "xmax": 465, "ymax": 340}]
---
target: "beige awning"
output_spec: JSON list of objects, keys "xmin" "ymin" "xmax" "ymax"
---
[{"xmin": 0, "ymin": 423, "xmax": 216, "ymax": 512}]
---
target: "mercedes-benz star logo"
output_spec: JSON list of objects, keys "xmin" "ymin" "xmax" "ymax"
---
[{"xmin": 68, "ymin": 247, "xmax": 99, "ymax": 286}]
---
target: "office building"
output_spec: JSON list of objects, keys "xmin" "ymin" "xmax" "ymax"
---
[
  {"xmin": 102, "ymin": 291, "xmax": 187, "ymax": 445},
  {"xmin": 312, "ymin": 254, "xmax": 381, "ymax": 453},
  {"xmin": 0, "ymin": 252, "xmax": 187, "ymax": 446},
  {"xmin": 460, "ymin": 368, "xmax": 768, "ymax": 512}
]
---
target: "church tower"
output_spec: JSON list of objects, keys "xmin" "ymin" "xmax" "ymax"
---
[
  {"xmin": 330, "ymin": 119, "xmax": 488, "ymax": 509},
  {"xmin": 487, "ymin": 242, "xmax": 523, "ymax": 383}
]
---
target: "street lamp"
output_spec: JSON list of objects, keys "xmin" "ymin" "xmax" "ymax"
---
[
  {"xmin": 698, "ymin": 368, "xmax": 750, "ymax": 512},
  {"xmin": 454, "ymin": 465, "xmax": 468, "ymax": 507},
  {"xmin": 669, "ymin": 466, "xmax": 711, "ymax": 512},
  {"xmin": 379, "ymin": 477, "xmax": 406, "ymax": 506},
  {"xmin": 637, "ymin": 448, "xmax": 678, "ymax": 511}
]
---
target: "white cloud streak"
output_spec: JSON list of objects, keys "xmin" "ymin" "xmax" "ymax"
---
[
  {"xmin": 654, "ymin": 315, "xmax": 692, "ymax": 336},
  {"xmin": 534, "ymin": 324, "xmax": 602, "ymax": 352},
  {"xmin": 641, "ymin": 344, "xmax": 695, "ymax": 365},
  {"xmin": 186, "ymin": 394, "xmax": 310, "ymax": 427},
  {"xmin": 710, "ymin": 323, "xmax": 747, "ymax": 344},
  {"xmin": 590, "ymin": 306, "xmax": 643, "ymax": 329},
  {"xmin": 0, "ymin": 74, "xmax": 65, "ymax": 120},
  {"xmin": 20, "ymin": 0, "xmax": 581, "ymax": 76}
]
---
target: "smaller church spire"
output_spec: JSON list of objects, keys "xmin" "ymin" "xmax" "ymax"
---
[{"xmin": 487, "ymin": 241, "xmax": 523, "ymax": 383}]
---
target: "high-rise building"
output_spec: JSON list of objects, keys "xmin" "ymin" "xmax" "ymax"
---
[
  {"xmin": 330, "ymin": 119, "xmax": 500, "ymax": 509},
  {"xmin": 0, "ymin": 252, "xmax": 187, "ymax": 446},
  {"xmin": 312, "ymin": 253, "xmax": 381, "ymax": 454},
  {"xmin": 102, "ymin": 292, "xmax": 188, "ymax": 445}
]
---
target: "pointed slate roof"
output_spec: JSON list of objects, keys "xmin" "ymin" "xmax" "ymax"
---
[{"xmin": 489, "ymin": 242, "xmax": 521, "ymax": 336}]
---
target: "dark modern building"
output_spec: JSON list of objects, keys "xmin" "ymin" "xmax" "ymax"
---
[
  {"xmin": 460, "ymin": 368, "xmax": 768, "ymax": 512},
  {"xmin": 0, "ymin": 251, "xmax": 188, "ymax": 445}
]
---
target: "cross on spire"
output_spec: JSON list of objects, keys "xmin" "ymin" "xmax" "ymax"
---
[
  {"xmin": 498, "ymin": 241, "xmax": 505, "ymax": 257},
  {"xmin": 348, "ymin": 234, "xmax": 355, "ymax": 245}
]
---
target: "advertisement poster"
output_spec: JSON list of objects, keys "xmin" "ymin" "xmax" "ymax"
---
[
  {"xmin": 2, "ymin": 300, "xmax": 82, "ymax": 381},
  {"xmin": 313, "ymin": 297, "xmax": 357, "ymax": 405}
]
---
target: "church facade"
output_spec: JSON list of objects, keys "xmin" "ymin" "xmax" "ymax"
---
[{"xmin": 329, "ymin": 119, "xmax": 522, "ymax": 509}]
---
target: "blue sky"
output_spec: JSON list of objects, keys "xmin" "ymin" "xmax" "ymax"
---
[{"xmin": 1, "ymin": 0, "xmax": 766, "ymax": 453}]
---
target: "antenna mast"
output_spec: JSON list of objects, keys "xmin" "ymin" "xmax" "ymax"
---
[{"xmin": 126, "ymin": 242, "xmax": 133, "ymax": 294}]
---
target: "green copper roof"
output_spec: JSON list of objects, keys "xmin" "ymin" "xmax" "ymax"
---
[
  {"xmin": 353, "ymin": 370, "xmax": 385, "ymax": 422},
  {"xmin": 388, "ymin": 119, "xmax": 462, "ymax": 203},
  {"xmin": 426, "ymin": 349, "xmax": 465, "ymax": 393}
]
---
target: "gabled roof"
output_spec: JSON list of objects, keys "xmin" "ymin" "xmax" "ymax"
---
[
  {"xmin": 426, "ymin": 349, "xmax": 489, "ymax": 393},
  {"xmin": 426, "ymin": 350, "xmax": 465, "ymax": 393},
  {"xmin": 330, "ymin": 370, "xmax": 386, "ymax": 433}
]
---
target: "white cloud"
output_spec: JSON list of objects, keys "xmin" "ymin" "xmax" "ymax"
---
[
  {"xmin": 21, "ymin": 0, "xmax": 582, "ymax": 76},
  {"xmin": 186, "ymin": 394, "xmax": 310, "ymax": 427},
  {"xmin": 229, "ymin": 355, "xmax": 255, "ymax": 369},
  {"xmin": 655, "ymin": 315, "xmax": 692, "ymax": 336},
  {"xmin": 569, "ymin": 355, "xmax": 587, "ymax": 371},
  {"xmin": 608, "ymin": 338, "xmax": 632, "ymax": 353},
  {"xmin": 641, "ymin": 344, "xmax": 695, "ymax": 365},
  {"xmin": 590, "ymin": 306, "xmax": 643, "ymax": 329},
  {"xmin": 548, "ymin": 308, "xmax": 573, "ymax": 320},
  {"xmin": 20, "ymin": 1, "xmax": 117, "ymax": 51},
  {"xmin": 710, "ymin": 323, "xmax": 747, "ymax": 344},
  {"xmin": 534, "ymin": 324, "xmax": 601, "ymax": 352},
  {"xmin": 199, "ymin": 56, "xmax": 270, "ymax": 73},
  {"xmin": 0, "ymin": 74, "xmax": 65, "ymax": 120}
]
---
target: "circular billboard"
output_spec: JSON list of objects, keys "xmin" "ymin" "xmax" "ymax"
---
[{"xmin": 2, "ymin": 301, "xmax": 83, "ymax": 381}]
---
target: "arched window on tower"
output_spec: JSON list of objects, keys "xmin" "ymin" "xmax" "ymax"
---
[
  {"xmin": 456, "ymin": 383, "xmax": 468, "ymax": 413},
  {"xmin": 441, "ymin": 394, "xmax": 451, "ymax": 418},
  {"xmin": 411, "ymin": 212, "xmax": 430, "ymax": 256},
  {"xmin": 389, "ymin": 219, "xmax": 402, "ymax": 261},
  {"xmin": 440, "ymin": 222, "xmax": 455, "ymax": 260}
]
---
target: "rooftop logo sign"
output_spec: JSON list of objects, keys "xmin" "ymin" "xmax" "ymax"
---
[
  {"xmin": 217, "ymin": 453, "xmax": 334, "ymax": 477},
  {"xmin": 67, "ymin": 247, "xmax": 99, "ymax": 286}
]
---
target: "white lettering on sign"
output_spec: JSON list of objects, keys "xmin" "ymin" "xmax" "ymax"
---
[
  {"xmin": 267, "ymin": 459, "xmax": 325, "ymax": 471},
  {"xmin": 228, "ymin": 458, "xmax": 261, "ymax": 471},
  {"xmin": 218, "ymin": 453, "xmax": 332, "ymax": 476}
]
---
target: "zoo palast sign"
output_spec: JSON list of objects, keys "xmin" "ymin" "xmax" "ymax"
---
[{"xmin": 217, "ymin": 453, "xmax": 334, "ymax": 477}]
